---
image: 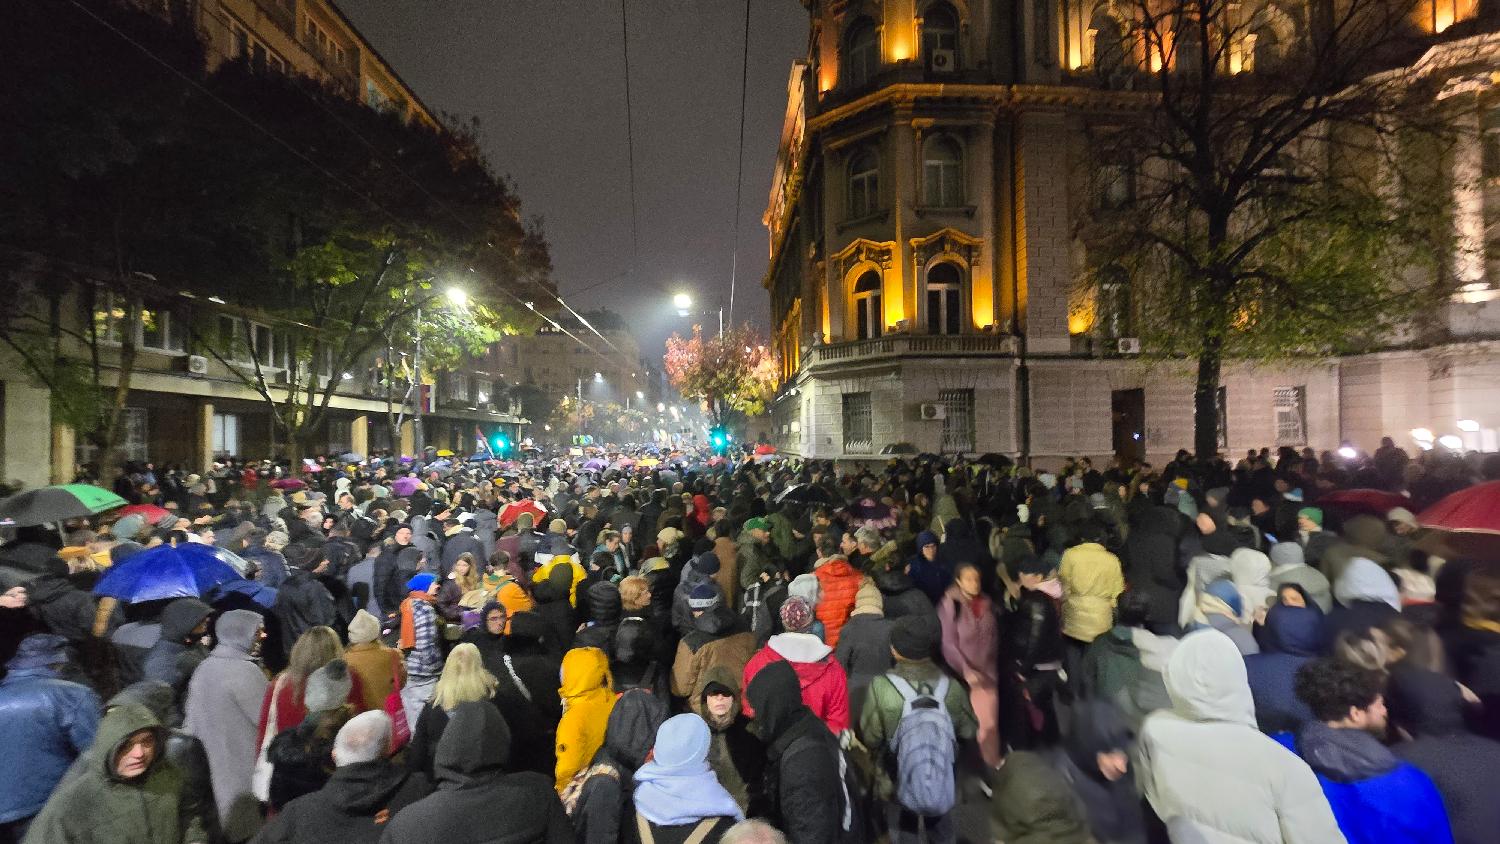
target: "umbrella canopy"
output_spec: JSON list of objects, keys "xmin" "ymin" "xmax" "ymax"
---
[
  {"xmin": 435, "ymin": 449, "xmax": 455, "ymax": 457},
  {"xmin": 117, "ymin": 503, "xmax": 172, "ymax": 523},
  {"xmin": 848, "ymin": 497, "xmax": 900, "ymax": 531},
  {"xmin": 390, "ymin": 476, "xmax": 421, "ymax": 497},
  {"xmin": 269, "ymin": 478, "xmax": 306, "ymax": 491},
  {"xmin": 93, "ymin": 543, "xmax": 245, "ymax": 603},
  {"xmin": 775, "ymin": 483, "xmax": 836, "ymax": 506},
  {"xmin": 754, "ymin": 443, "xmax": 777, "ymax": 455},
  {"xmin": 583, "ymin": 458, "xmax": 608, "ymax": 471},
  {"xmin": 1317, "ymin": 488, "xmax": 1411, "ymax": 517},
  {"xmin": 338, "ymin": 452, "xmax": 364, "ymax": 463},
  {"xmin": 499, "ymin": 500, "xmax": 547, "ymax": 528},
  {"xmin": 976, "ymin": 453, "xmax": 1014, "ymax": 469},
  {"xmin": 1420, "ymin": 481, "xmax": 1500, "ymax": 533},
  {"xmin": 0, "ymin": 484, "xmax": 127, "ymax": 527}
]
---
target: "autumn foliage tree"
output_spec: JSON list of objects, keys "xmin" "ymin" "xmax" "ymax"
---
[{"xmin": 664, "ymin": 324, "xmax": 778, "ymax": 429}]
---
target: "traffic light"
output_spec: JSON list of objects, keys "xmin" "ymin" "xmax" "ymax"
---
[
  {"xmin": 709, "ymin": 427, "xmax": 728, "ymax": 453},
  {"xmin": 490, "ymin": 431, "xmax": 511, "ymax": 456}
]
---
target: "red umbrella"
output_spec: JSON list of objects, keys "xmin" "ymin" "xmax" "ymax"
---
[
  {"xmin": 499, "ymin": 500, "xmax": 547, "ymax": 529},
  {"xmin": 269, "ymin": 478, "xmax": 306, "ymax": 491},
  {"xmin": 754, "ymin": 443, "xmax": 777, "ymax": 455},
  {"xmin": 1418, "ymin": 481, "xmax": 1500, "ymax": 559},
  {"xmin": 1316, "ymin": 489, "xmax": 1411, "ymax": 517},
  {"xmin": 116, "ymin": 503, "xmax": 171, "ymax": 523}
]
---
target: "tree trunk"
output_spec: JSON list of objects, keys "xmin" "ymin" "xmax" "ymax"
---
[{"xmin": 1193, "ymin": 331, "xmax": 1223, "ymax": 461}]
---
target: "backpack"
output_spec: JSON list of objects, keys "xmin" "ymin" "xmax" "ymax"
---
[{"xmin": 886, "ymin": 673, "xmax": 956, "ymax": 816}]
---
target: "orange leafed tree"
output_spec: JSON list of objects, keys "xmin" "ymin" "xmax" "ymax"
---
[{"xmin": 663, "ymin": 324, "xmax": 778, "ymax": 426}]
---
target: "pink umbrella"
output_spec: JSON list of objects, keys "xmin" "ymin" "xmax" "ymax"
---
[{"xmin": 269, "ymin": 478, "xmax": 306, "ymax": 491}]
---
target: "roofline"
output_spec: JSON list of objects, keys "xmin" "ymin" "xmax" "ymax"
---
[{"xmin": 323, "ymin": 0, "xmax": 441, "ymax": 127}]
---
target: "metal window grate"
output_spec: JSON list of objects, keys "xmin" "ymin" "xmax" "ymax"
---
[
  {"xmin": 1273, "ymin": 386, "xmax": 1307, "ymax": 446},
  {"xmin": 939, "ymin": 389, "xmax": 975, "ymax": 453},
  {"xmin": 842, "ymin": 392, "xmax": 873, "ymax": 453}
]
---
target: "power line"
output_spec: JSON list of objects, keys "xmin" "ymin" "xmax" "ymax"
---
[{"xmin": 727, "ymin": 0, "xmax": 751, "ymax": 327}]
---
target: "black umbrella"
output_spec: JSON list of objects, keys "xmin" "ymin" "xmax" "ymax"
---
[
  {"xmin": 977, "ymin": 453, "xmax": 1014, "ymax": 469},
  {"xmin": 775, "ymin": 483, "xmax": 836, "ymax": 505}
]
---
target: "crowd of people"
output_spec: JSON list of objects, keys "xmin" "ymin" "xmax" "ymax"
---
[{"xmin": 0, "ymin": 438, "xmax": 1498, "ymax": 844}]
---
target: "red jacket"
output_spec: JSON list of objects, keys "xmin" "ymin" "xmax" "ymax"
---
[
  {"xmin": 813, "ymin": 556, "xmax": 862, "ymax": 647},
  {"xmin": 741, "ymin": 632, "xmax": 849, "ymax": 734}
]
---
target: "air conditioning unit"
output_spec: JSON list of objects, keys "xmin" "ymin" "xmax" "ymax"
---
[
  {"xmin": 919, "ymin": 403, "xmax": 946, "ymax": 421},
  {"xmin": 1116, "ymin": 337, "xmax": 1142, "ymax": 355},
  {"xmin": 930, "ymin": 49, "xmax": 956, "ymax": 73},
  {"xmin": 186, "ymin": 355, "xmax": 209, "ymax": 376}
]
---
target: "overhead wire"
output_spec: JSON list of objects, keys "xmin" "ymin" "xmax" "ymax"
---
[
  {"xmin": 726, "ymin": 0, "xmax": 752, "ymax": 327},
  {"xmin": 620, "ymin": 0, "xmax": 640, "ymax": 277}
]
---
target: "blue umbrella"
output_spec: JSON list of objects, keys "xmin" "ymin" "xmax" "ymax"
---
[{"xmin": 94, "ymin": 543, "xmax": 245, "ymax": 603}]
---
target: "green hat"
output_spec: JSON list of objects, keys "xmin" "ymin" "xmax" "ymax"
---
[
  {"xmin": 744, "ymin": 516, "xmax": 769, "ymax": 532},
  {"xmin": 1297, "ymin": 506, "xmax": 1323, "ymax": 527}
]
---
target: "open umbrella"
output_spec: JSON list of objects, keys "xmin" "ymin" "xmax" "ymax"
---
[
  {"xmin": 117, "ymin": 503, "xmax": 172, "ymax": 523},
  {"xmin": 93, "ymin": 543, "xmax": 245, "ymax": 603},
  {"xmin": 775, "ymin": 483, "xmax": 836, "ymax": 506},
  {"xmin": 976, "ymin": 453, "xmax": 1014, "ymax": 469},
  {"xmin": 1316, "ymin": 488, "xmax": 1411, "ymax": 517},
  {"xmin": 848, "ymin": 497, "xmax": 900, "ymax": 531},
  {"xmin": 435, "ymin": 449, "xmax": 455, "ymax": 457},
  {"xmin": 499, "ymin": 499, "xmax": 548, "ymax": 529},
  {"xmin": 754, "ymin": 443, "xmax": 777, "ymax": 455},
  {"xmin": 269, "ymin": 478, "xmax": 306, "ymax": 491},
  {"xmin": 338, "ymin": 452, "xmax": 364, "ymax": 463},
  {"xmin": 0, "ymin": 484, "xmax": 127, "ymax": 527},
  {"xmin": 583, "ymin": 458, "xmax": 608, "ymax": 471},
  {"xmin": 390, "ymin": 476, "xmax": 421, "ymax": 497}
]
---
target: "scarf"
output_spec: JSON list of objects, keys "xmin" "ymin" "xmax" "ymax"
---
[
  {"xmin": 633, "ymin": 759, "xmax": 745, "ymax": 826},
  {"xmin": 399, "ymin": 590, "xmax": 433, "ymax": 649}
]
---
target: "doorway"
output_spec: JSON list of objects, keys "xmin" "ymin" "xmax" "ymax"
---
[{"xmin": 1111, "ymin": 388, "xmax": 1145, "ymax": 466}]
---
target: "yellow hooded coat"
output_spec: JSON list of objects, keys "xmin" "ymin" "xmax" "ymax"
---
[{"xmin": 554, "ymin": 646, "xmax": 616, "ymax": 791}]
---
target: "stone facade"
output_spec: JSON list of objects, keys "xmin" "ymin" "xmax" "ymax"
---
[{"xmin": 762, "ymin": 0, "xmax": 1500, "ymax": 465}]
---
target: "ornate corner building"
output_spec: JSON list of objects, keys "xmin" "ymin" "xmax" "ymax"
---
[{"xmin": 762, "ymin": 0, "xmax": 1500, "ymax": 464}]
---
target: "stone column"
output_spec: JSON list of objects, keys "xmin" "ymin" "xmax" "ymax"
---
[
  {"xmin": 399, "ymin": 419, "xmax": 415, "ymax": 457},
  {"xmin": 50, "ymin": 423, "xmax": 75, "ymax": 484},
  {"xmin": 1451, "ymin": 107, "xmax": 1486, "ymax": 288},
  {"xmin": 197, "ymin": 401, "xmax": 215, "ymax": 473},
  {"xmin": 351, "ymin": 415, "xmax": 369, "ymax": 458}
]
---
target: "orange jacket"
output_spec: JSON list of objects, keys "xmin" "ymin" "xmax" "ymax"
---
[{"xmin": 813, "ymin": 556, "xmax": 862, "ymax": 647}]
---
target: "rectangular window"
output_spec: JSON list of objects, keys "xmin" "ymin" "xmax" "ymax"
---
[
  {"xmin": 327, "ymin": 418, "xmax": 352, "ymax": 455},
  {"xmin": 121, "ymin": 407, "xmax": 149, "ymax": 463},
  {"xmin": 473, "ymin": 378, "xmax": 493, "ymax": 405},
  {"xmin": 92, "ymin": 292, "xmax": 127, "ymax": 345},
  {"xmin": 448, "ymin": 373, "xmax": 469, "ymax": 402},
  {"xmin": 841, "ymin": 392, "xmax": 873, "ymax": 453},
  {"xmin": 1273, "ymin": 385, "xmax": 1307, "ymax": 446},
  {"xmin": 923, "ymin": 159, "xmax": 962, "ymax": 207},
  {"xmin": 252, "ymin": 323, "xmax": 275, "ymax": 368},
  {"xmin": 212, "ymin": 413, "xmax": 240, "ymax": 457},
  {"xmin": 140, "ymin": 306, "xmax": 186, "ymax": 353},
  {"xmin": 939, "ymin": 389, "xmax": 975, "ymax": 453},
  {"xmin": 233, "ymin": 25, "xmax": 249, "ymax": 59}
]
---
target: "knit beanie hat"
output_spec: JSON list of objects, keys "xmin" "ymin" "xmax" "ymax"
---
[
  {"xmin": 780, "ymin": 596, "xmax": 813, "ymax": 632},
  {"xmin": 915, "ymin": 530, "xmax": 939, "ymax": 549},
  {"xmin": 1201, "ymin": 530, "xmax": 1239, "ymax": 556},
  {"xmin": 789, "ymin": 573, "xmax": 821, "ymax": 607},
  {"xmin": 1298, "ymin": 507, "xmax": 1323, "ymax": 527},
  {"xmin": 407, "ymin": 572, "xmax": 438, "ymax": 594},
  {"xmin": 348, "ymin": 609, "xmax": 381, "ymax": 645},
  {"xmin": 692, "ymin": 551, "xmax": 721, "ymax": 576},
  {"xmin": 688, "ymin": 582, "xmax": 722, "ymax": 611},
  {"xmin": 852, "ymin": 584, "xmax": 884, "ymax": 617},
  {"xmin": 657, "ymin": 527, "xmax": 684, "ymax": 548},
  {"xmin": 110, "ymin": 514, "xmax": 145, "ymax": 542},
  {"xmin": 889, "ymin": 614, "xmax": 939, "ymax": 660},
  {"xmin": 1268, "ymin": 542, "xmax": 1304, "ymax": 569},
  {"xmin": 744, "ymin": 517, "xmax": 768, "ymax": 532},
  {"xmin": 304, "ymin": 659, "xmax": 352, "ymax": 713},
  {"xmin": 264, "ymin": 530, "xmax": 290, "ymax": 550}
]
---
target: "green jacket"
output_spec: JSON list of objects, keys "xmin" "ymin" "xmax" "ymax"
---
[
  {"xmin": 990, "ymin": 751, "xmax": 1096, "ymax": 844},
  {"xmin": 25, "ymin": 704, "xmax": 210, "ymax": 844},
  {"xmin": 856, "ymin": 658, "xmax": 977, "ymax": 760},
  {"xmin": 736, "ymin": 533, "xmax": 774, "ymax": 590}
]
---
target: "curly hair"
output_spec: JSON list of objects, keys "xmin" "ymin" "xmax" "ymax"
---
[{"xmin": 1294, "ymin": 657, "xmax": 1383, "ymax": 723}]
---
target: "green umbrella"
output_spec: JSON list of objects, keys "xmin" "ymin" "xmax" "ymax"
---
[{"xmin": 0, "ymin": 483, "xmax": 128, "ymax": 527}]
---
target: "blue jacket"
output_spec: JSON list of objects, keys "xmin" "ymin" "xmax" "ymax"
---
[
  {"xmin": 1244, "ymin": 604, "xmax": 1323, "ymax": 733},
  {"xmin": 0, "ymin": 667, "xmax": 100, "ymax": 822},
  {"xmin": 1290, "ymin": 723, "xmax": 1453, "ymax": 844}
]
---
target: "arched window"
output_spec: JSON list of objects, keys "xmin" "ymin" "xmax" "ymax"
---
[
  {"xmin": 844, "ymin": 18, "xmax": 879, "ymax": 88},
  {"xmin": 923, "ymin": 136, "xmax": 964, "ymax": 207},
  {"xmin": 1249, "ymin": 6, "xmax": 1293, "ymax": 74},
  {"xmin": 925, "ymin": 262, "xmax": 963, "ymax": 335},
  {"xmin": 848, "ymin": 147, "xmax": 880, "ymax": 219},
  {"xmin": 922, "ymin": 3, "xmax": 959, "ymax": 70},
  {"xmin": 853, "ymin": 271, "xmax": 883, "ymax": 339},
  {"xmin": 1088, "ymin": 12, "xmax": 1128, "ymax": 75}
]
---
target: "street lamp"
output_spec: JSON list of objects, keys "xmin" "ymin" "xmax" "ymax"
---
[{"xmin": 672, "ymin": 292, "xmax": 723, "ymax": 336}]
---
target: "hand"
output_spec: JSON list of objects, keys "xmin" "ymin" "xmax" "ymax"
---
[{"xmin": 0, "ymin": 587, "xmax": 26, "ymax": 609}]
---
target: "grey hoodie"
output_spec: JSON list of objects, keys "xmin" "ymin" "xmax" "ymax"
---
[{"xmin": 182, "ymin": 609, "xmax": 267, "ymax": 840}]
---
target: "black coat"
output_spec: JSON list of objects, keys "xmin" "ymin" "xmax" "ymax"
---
[
  {"xmin": 871, "ymin": 568, "xmax": 933, "ymax": 622},
  {"xmin": 493, "ymin": 614, "xmax": 564, "ymax": 777},
  {"xmin": 1388, "ymin": 667, "xmax": 1500, "ymax": 844},
  {"xmin": 273, "ymin": 569, "xmax": 336, "ymax": 660},
  {"xmin": 1122, "ymin": 507, "xmax": 1184, "ymax": 631},
  {"xmin": 533, "ymin": 565, "xmax": 578, "ymax": 656},
  {"xmin": 372, "ymin": 541, "xmax": 413, "ymax": 618},
  {"xmin": 258, "ymin": 760, "xmax": 431, "ymax": 844},
  {"xmin": 440, "ymin": 531, "xmax": 485, "ymax": 578}
]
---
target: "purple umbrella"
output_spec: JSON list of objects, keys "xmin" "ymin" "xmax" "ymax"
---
[
  {"xmin": 391, "ymin": 476, "xmax": 420, "ymax": 497},
  {"xmin": 583, "ymin": 458, "xmax": 608, "ymax": 471}
]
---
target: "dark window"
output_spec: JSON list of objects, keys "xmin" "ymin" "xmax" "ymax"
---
[
  {"xmin": 842, "ymin": 392, "xmax": 873, "ymax": 452},
  {"xmin": 923, "ymin": 3, "xmax": 959, "ymax": 69},
  {"xmin": 923, "ymin": 137, "xmax": 963, "ymax": 207},
  {"xmin": 853, "ymin": 271, "xmax": 883, "ymax": 340},
  {"xmin": 926, "ymin": 263, "xmax": 963, "ymax": 335},
  {"xmin": 844, "ymin": 18, "xmax": 879, "ymax": 88},
  {"xmin": 848, "ymin": 147, "xmax": 880, "ymax": 218}
]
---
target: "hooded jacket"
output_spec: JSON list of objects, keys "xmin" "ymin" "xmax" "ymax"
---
[
  {"xmin": 182, "ymin": 609, "xmax": 267, "ymax": 840},
  {"xmin": 1123, "ymin": 506, "xmax": 1187, "ymax": 631},
  {"xmin": 1059, "ymin": 541, "xmax": 1126, "ymax": 643},
  {"xmin": 1136, "ymin": 630, "xmax": 1345, "ymax": 844},
  {"xmin": 1244, "ymin": 604, "xmax": 1323, "ymax": 734},
  {"xmin": 0, "ymin": 652, "xmax": 100, "ymax": 824},
  {"xmin": 141, "ymin": 598, "xmax": 212, "ymax": 696},
  {"xmin": 555, "ymin": 647, "xmax": 617, "ymax": 792},
  {"xmin": 1387, "ymin": 667, "xmax": 1500, "ymax": 844},
  {"xmin": 256, "ymin": 757, "xmax": 432, "ymax": 844},
  {"xmin": 493, "ymin": 613, "xmax": 563, "ymax": 777},
  {"xmin": 570, "ymin": 689, "xmax": 668, "ymax": 843},
  {"xmin": 741, "ymin": 632, "xmax": 850, "ymax": 734},
  {"xmin": 689, "ymin": 664, "xmax": 764, "ymax": 814},
  {"xmin": 812, "ymin": 555, "xmax": 863, "ymax": 647},
  {"xmin": 746, "ymin": 661, "xmax": 858, "ymax": 844},
  {"xmin": 989, "ymin": 750, "xmax": 1094, "ymax": 844},
  {"xmin": 573, "ymin": 581, "xmax": 623, "ymax": 657},
  {"xmin": 26, "ymin": 703, "xmax": 210, "ymax": 844},
  {"xmin": 873, "ymin": 565, "xmax": 933, "ymax": 621},
  {"xmin": 378, "ymin": 701, "xmax": 571, "ymax": 844},
  {"xmin": 670, "ymin": 606, "xmax": 757, "ymax": 705},
  {"xmin": 1294, "ymin": 721, "xmax": 1452, "ymax": 844},
  {"xmin": 1325, "ymin": 558, "xmax": 1401, "ymax": 647},
  {"xmin": 534, "ymin": 562, "xmax": 580, "ymax": 655}
]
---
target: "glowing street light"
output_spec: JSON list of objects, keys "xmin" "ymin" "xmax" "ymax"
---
[
  {"xmin": 673, "ymin": 292, "xmax": 693, "ymax": 310},
  {"xmin": 446, "ymin": 287, "xmax": 468, "ymax": 308},
  {"xmin": 1457, "ymin": 419, "xmax": 1480, "ymax": 432}
]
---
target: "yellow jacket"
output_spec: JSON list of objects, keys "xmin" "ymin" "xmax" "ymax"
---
[
  {"xmin": 533, "ymin": 554, "xmax": 586, "ymax": 607},
  {"xmin": 1059, "ymin": 542, "xmax": 1125, "ymax": 643},
  {"xmin": 554, "ymin": 646, "xmax": 616, "ymax": 792}
]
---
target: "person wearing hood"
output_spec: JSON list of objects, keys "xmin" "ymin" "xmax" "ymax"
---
[
  {"xmin": 574, "ymin": 580, "xmax": 623, "ymax": 657},
  {"xmin": 1135, "ymin": 629, "xmax": 1343, "ymax": 843},
  {"xmin": 1385, "ymin": 666, "xmax": 1500, "ymax": 844},
  {"xmin": 671, "ymin": 583, "xmax": 757, "ymax": 710},
  {"xmin": 632, "ymin": 714, "xmax": 745, "ymax": 843},
  {"xmin": 555, "ymin": 646, "xmax": 617, "ymax": 793},
  {"xmin": 569, "ymin": 688, "xmax": 669, "ymax": 842},
  {"xmin": 907, "ymin": 530, "xmax": 949, "ymax": 606},
  {"xmin": 833, "ymin": 587, "xmax": 892, "ymax": 723},
  {"xmin": 1244, "ymin": 603, "xmax": 1324, "ymax": 734},
  {"xmin": 673, "ymin": 551, "xmax": 722, "ymax": 636},
  {"xmin": 533, "ymin": 548, "xmax": 587, "ymax": 609},
  {"xmin": 938, "ymin": 561, "xmax": 1001, "ymax": 767},
  {"xmin": 24, "ymin": 702, "xmax": 211, "ymax": 844},
  {"xmin": 273, "ymin": 544, "xmax": 338, "ymax": 663},
  {"xmin": 988, "ymin": 748, "xmax": 1094, "ymax": 844},
  {"xmin": 141, "ymin": 598, "xmax": 213, "ymax": 701},
  {"xmin": 1121, "ymin": 505, "xmax": 1187, "ymax": 634},
  {"xmin": 535, "ymin": 560, "xmax": 580, "ymax": 655},
  {"xmin": 14, "ymin": 553, "xmax": 99, "ymax": 645},
  {"xmin": 741, "ymin": 598, "xmax": 850, "ymax": 734},
  {"xmin": 0, "ymin": 634, "xmax": 99, "ymax": 840},
  {"xmin": 1325, "ymin": 557, "xmax": 1402, "ymax": 648},
  {"xmin": 746, "ymin": 660, "xmax": 859, "ymax": 844},
  {"xmin": 378, "ymin": 700, "xmax": 570, "ymax": 844},
  {"xmin": 1291, "ymin": 658, "xmax": 1452, "ymax": 844},
  {"xmin": 1268, "ymin": 542, "xmax": 1333, "ymax": 613},
  {"xmin": 182, "ymin": 609, "xmax": 266, "ymax": 842},
  {"xmin": 1077, "ymin": 589, "xmax": 1174, "ymax": 730},
  {"xmin": 1230, "ymin": 547, "xmax": 1276, "ymax": 621},
  {"xmin": 256, "ymin": 711, "xmax": 431, "ymax": 844},
  {"xmin": 267, "ymin": 658, "xmax": 356, "ymax": 810},
  {"xmin": 1011, "ymin": 699, "xmax": 1145, "ymax": 844},
  {"xmin": 691, "ymin": 665, "xmax": 765, "ymax": 815},
  {"xmin": 439, "ymin": 517, "xmax": 485, "ymax": 578},
  {"xmin": 873, "ymin": 552, "xmax": 933, "ymax": 622},
  {"xmin": 494, "ymin": 612, "xmax": 564, "ymax": 777},
  {"xmin": 1176, "ymin": 528, "xmax": 1238, "ymax": 631},
  {"xmin": 344, "ymin": 609, "xmax": 405, "ymax": 713},
  {"xmin": 1189, "ymin": 577, "xmax": 1260, "ymax": 655}
]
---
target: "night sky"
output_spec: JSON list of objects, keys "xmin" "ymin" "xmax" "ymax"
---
[{"xmin": 335, "ymin": 0, "xmax": 809, "ymax": 359}]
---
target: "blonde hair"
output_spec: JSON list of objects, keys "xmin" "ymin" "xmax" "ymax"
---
[
  {"xmin": 431, "ymin": 642, "xmax": 497, "ymax": 712},
  {"xmin": 284, "ymin": 626, "xmax": 343, "ymax": 691},
  {"xmin": 452, "ymin": 553, "xmax": 480, "ymax": 593},
  {"xmin": 619, "ymin": 575, "xmax": 651, "ymax": 612}
]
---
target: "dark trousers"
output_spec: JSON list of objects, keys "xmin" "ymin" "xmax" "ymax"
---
[
  {"xmin": 0, "ymin": 816, "xmax": 34, "ymax": 844},
  {"xmin": 888, "ymin": 805, "xmax": 956, "ymax": 844}
]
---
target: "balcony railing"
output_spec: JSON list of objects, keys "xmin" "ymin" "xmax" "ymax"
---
[{"xmin": 806, "ymin": 333, "xmax": 1017, "ymax": 367}]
